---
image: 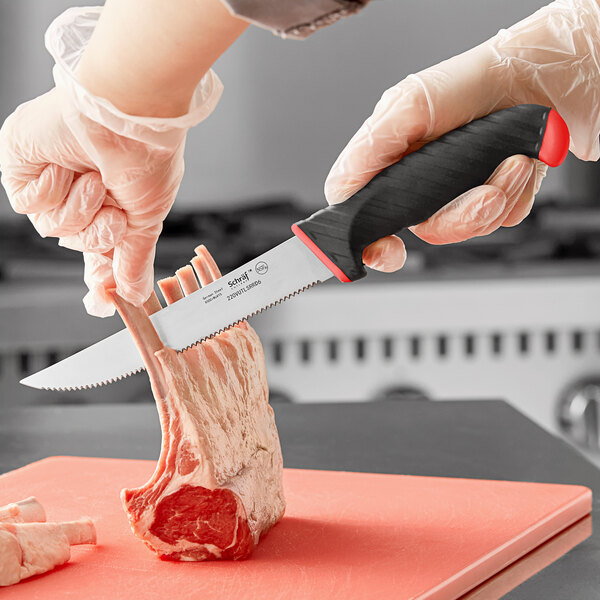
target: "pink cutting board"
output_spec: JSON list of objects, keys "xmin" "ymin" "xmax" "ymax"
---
[{"xmin": 0, "ymin": 457, "xmax": 591, "ymax": 600}]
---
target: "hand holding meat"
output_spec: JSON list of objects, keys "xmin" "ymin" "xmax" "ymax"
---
[
  {"xmin": 0, "ymin": 498, "xmax": 96, "ymax": 587},
  {"xmin": 325, "ymin": 0, "xmax": 600, "ymax": 272},
  {"xmin": 0, "ymin": 8, "xmax": 222, "ymax": 318}
]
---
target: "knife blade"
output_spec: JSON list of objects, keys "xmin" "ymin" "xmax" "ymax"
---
[
  {"xmin": 21, "ymin": 104, "xmax": 570, "ymax": 391},
  {"xmin": 20, "ymin": 237, "xmax": 332, "ymax": 390}
]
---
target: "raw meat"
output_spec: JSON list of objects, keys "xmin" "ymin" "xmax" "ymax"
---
[
  {"xmin": 0, "ymin": 519, "xmax": 96, "ymax": 586},
  {"xmin": 114, "ymin": 245, "xmax": 285, "ymax": 561},
  {"xmin": 0, "ymin": 497, "xmax": 45, "ymax": 524},
  {"xmin": 0, "ymin": 497, "xmax": 95, "ymax": 587}
]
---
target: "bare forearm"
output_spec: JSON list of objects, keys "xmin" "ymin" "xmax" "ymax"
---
[{"xmin": 78, "ymin": 0, "xmax": 248, "ymax": 117}]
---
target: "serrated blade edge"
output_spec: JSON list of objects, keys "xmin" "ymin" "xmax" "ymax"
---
[
  {"xmin": 179, "ymin": 279, "xmax": 321, "ymax": 353},
  {"xmin": 20, "ymin": 327, "xmax": 147, "ymax": 391},
  {"xmin": 21, "ymin": 237, "xmax": 334, "ymax": 391}
]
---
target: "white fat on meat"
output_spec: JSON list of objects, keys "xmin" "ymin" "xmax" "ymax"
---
[
  {"xmin": 0, "ymin": 497, "xmax": 45, "ymax": 524},
  {"xmin": 115, "ymin": 246, "xmax": 285, "ymax": 561},
  {"xmin": 0, "ymin": 496, "xmax": 95, "ymax": 587}
]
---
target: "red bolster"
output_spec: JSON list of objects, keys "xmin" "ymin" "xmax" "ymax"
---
[
  {"xmin": 291, "ymin": 224, "xmax": 351, "ymax": 282},
  {"xmin": 538, "ymin": 109, "xmax": 569, "ymax": 167}
]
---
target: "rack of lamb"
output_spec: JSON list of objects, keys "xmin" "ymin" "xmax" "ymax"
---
[{"xmin": 114, "ymin": 245, "xmax": 285, "ymax": 561}]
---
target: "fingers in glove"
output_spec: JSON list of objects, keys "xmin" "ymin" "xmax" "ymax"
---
[
  {"xmin": 459, "ymin": 155, "xmax": 535, "ymax": 238},
  {"xmin": 4, "ymin": 163, "xmax": 73, "ymax": 214},
  {"xmin": 113, "ymin": 225, "xmax": 162, "ymax": 306},
  {"xmin": 483, "ymin": 155, "xmax": 535, "ymax": 226},
  {"xmin": 362, "ymin": 235, "xmax": 407, "ymax": 273},
  {"xmin": 411, "ymin": 186, "xmax": 507, "ymax": 244},
  {"xmin": 324, "ymin": 76, "xmax": 432, "ymax": 206},
  {"xmin": 59, "ymin": 205, "xmax": 127, "ymax": 253},
  {"xmin": 410, "ymin": 155, "xmax": 533, "ymax": 244},
  {"xmin": 29, "ymin": 172, "xmax": 106, "ymax": 237},
  {"xmin": 83, "ymin": 252, "xmax": 116, "ymax": 317},
  {"xmin": 502, "ymin": 160, "xmax": 547, "ymax": 227}
]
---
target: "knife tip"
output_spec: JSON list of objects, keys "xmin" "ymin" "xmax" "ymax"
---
[{"xmin": 19, "ymin": 375, "xmax": 40, "ymax": 389}]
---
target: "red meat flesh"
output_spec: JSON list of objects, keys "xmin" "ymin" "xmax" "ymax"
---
[{"xmin": 114, "ymin": 245, "xmax": 285, "ymax": 561}]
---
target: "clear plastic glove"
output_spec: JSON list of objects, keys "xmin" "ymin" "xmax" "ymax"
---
[
  {"xmin": 0, "ymin": 8, "xmax": 222, "ymax": 316},
  {"xmin": 325, "ymin": 0, "xmax": 600, "ymax": 272}
]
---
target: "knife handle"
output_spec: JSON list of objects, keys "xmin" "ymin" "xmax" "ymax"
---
[{"xmin": 292, "ymin": 104, "xmax": 569, "ymax": 282}]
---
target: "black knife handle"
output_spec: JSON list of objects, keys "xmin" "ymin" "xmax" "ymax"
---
[{"xmin": 292, "ymin": 104, "xmax": 569, "ymax": 282}]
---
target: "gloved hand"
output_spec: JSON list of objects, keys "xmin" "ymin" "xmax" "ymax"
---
[
  {"xmin": 0, "ymin": 7, "xmax": 222, "ymax": 317},
  {"xmin": 325, "ymin": 0, "xmax": 600, "ymax": 272}
]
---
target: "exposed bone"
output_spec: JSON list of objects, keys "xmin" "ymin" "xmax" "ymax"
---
[
  {"xmin": 109, "ymin": 291, "xmax": 167, "ymax": 401},
  {"xmin": 143, "ymin": 291, "xmax": 162, "ymax": 316},
  {"xmin": 59, "ymin": 518, "xmax": 96, "ymax": 545},
  {"xmin": 157, "ymin": 276, "xmax": 184, "ymax": 305},
  {"xmin": 190, "ymin": 256, "xmax": 212, "ymax": 287},
  {"xmin": 0, "ymin": 497, "xmax": 45, "ymax": 524},
  {"xmin": 194, "ymin": 244, "xmax": 222, "ymax": 280},
  {"xmin": 175, "ymin": 265, "xmax": 200, "ymax": 296}
]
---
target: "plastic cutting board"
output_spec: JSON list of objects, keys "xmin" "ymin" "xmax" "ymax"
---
[{"xmin": 0, "ymin": 456, "xmax": 592, "ymax": 600}]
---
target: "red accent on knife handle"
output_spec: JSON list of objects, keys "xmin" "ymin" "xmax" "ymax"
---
[
  {"xmin": 538, "ymin": 109, "xmax": 569, "ymax": 167},
  {"xmin": 291, "ymin": 224, "xmax": 351, "ymax": 282},
  {"xmin": 292, "ymin": 104, "xmax": 569, "ymax": 282}
]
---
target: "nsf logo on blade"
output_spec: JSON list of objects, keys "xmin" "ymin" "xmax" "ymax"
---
[{"xmin": 255, "ymin": 261, "xmax": 268, "ymax": 275}]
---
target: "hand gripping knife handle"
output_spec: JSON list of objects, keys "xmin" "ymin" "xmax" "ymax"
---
[{"xmin": 292, "ymin": 104, "xmax": 570, "ymax": 282}]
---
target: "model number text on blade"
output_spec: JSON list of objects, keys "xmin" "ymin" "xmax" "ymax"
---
[{"xmin": 227, "ymin": 279, "xmax": 262, "ymax": 301}]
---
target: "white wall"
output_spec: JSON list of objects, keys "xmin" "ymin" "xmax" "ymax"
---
[{"xmin": 0, "ymin": 0, "xmax": 560, "ymax": 219}]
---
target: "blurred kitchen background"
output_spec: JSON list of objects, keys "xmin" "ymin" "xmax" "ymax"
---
[{"xmin": 2, "ymin": 1, "xmax": 600, "ymax": 464}]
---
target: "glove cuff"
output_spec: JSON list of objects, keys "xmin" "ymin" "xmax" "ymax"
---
[{"xmin": 44, "ymin": 7, "xmax": 223, "ymax": 147}]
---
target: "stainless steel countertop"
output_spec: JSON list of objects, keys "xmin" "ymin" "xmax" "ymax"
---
[{"xmin": 1, "ymin": 399, "xmax": 599, "ymax": 599}]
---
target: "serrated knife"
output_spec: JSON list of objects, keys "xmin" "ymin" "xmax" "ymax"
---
[{"xmin": 21, "ymin": 104, "xmax": 570, "ymax": 391}]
